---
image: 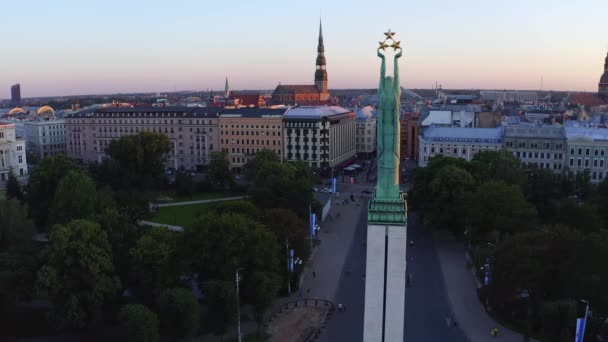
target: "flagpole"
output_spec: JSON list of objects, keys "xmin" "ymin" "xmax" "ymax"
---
[{"xmin": 309, "ymin": 204, "xmax": 313, "ymax": 254}]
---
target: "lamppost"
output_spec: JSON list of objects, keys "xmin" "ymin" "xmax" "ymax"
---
[{"xmin": 235, "ymin": 268, "xmax": 243, "ymax": 342}]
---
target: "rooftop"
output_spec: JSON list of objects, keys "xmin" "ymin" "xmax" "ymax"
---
[
  {"xmin": 68, "ymin": 106, "xmax": 223, "ymax": 118},
  {"xmin": 565, "ymin": 125, "xmax": 608, "ymax": 141},
  {"xmin": 221, "ymin": 108, "xmax": 287, "ymax": 118},
  {"xmin": 284, "ymin": 106, "xmax": 352, "ymax": 119},
  {"xmin": 422, "ymin": 125, "xmax": 503, "ymax": 143}
]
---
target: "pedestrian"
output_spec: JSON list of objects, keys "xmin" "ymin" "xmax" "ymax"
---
[
  {"xmin": 338, "ymin": 303, "xmax": 343, "ymax": 312},
  {"xmin": 491, "ymin": 328, "xmax": 499, "ymax": 337},
  {"xmin": 445, "ymin": 315, "xmax": 452, "ymax": 327},
  {"xmin": 409, "ymin": 240, "xmax": 414, "ymax": 247},
  {"xmin": 306, "ymin": 288, "xmax": 311, "ymax": 295},
  {"xmin": 312, "ymin": 271, "xmax": 316, "ymax": 279}
]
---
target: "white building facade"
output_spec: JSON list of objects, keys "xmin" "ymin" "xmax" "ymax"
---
[
  {"xmin": 283, "ymin": 106, "xmax": 356, "ymax": 170},
  {"xmin": 24, "ymin": 119, "xmax": 66, "ymax": 160},
  {"xmin": 565, "ymin": 125, "xmax": 608, "ymax": 183},
  {"xmin": 418, "ymin": 126, "xmax": 502, "ymax": 167},
  {"xmin": 0, "ymin": 123, "xmax": 28, "ymax": 182},
  {"xmin": 356, "ymin": 117, "xmax": 377, "ymax": 157},
  {"xmin": 503, "ymin": 124, "xmax": 566, "ymax": 172}
]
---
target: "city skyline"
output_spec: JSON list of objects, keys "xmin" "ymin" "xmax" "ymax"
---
[{"xmin": 3, "ymin": 0, "xmax": 608, "ymax": 99}]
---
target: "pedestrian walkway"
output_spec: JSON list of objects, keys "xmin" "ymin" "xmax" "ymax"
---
[
  {"xmin": 154, "ymin": 195, "xmax": 248, "ymax": 207},
  {"xmin": 434, "ymin": 230, "xmax": 527, "ymax": 342}
]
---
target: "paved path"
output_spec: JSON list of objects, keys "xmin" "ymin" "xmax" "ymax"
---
[
  {"xmin": 137, "ymin": 220, "xmax": 184, "ymax": 231},
  {"xmin": 154, "ymin": 196, "xmax": 248, "ymax": 207},
  {"xmin": 434, "ymin": 229, "xmax": 526, "ymax": 342}
]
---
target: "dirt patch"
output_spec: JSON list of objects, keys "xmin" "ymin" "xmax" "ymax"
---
[{"xmin": 266, "ymin": 306, "xmax": 328, "ymax": 342}]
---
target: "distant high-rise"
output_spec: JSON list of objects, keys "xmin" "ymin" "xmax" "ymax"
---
[
  {"xmin": 599, "ymin": 51, "xmax": 608, "ymax": 98},
  {"xmin": 11, "ymin": 83, "xmax": 21, "ymax": 104}
]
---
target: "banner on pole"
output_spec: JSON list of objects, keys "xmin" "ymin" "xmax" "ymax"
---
[
  {"xmin": 575, "ymin": 318, "xmax": 586, "ymax": 342},
  {"xmin": 310, "ymin": 213, "xmax": 317, "ymax": 238},
  {"xmin": 288, "ymin": 249, "xmax": 294, "ymax": 273},
  {"xmin": 332, "ymin": 178, "xmax": 337, "ymax": 193}
]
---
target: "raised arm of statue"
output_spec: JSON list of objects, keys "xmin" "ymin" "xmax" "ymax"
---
[
  {"xmin": 377, "ymin": 48, "xmax": 386, "ymax": 82},
  {"xmin": 393, "ymin": 48, "xmax": 402, "ymax": 93}
]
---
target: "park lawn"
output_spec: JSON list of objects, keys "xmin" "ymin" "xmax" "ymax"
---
[
  {"xmin": 0, "ymin": 190, "xmax": 5, "ymax": 200},
  {"xmin": 150, "ymin": 200, "xmax": 242, "ymax": 228},
  {"xmin": 152, "ymin": 191, "xmax": 244, "ymax": 203}
]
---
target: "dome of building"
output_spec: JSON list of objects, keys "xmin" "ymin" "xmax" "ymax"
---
[
  {"xmin": 600, "ymin": 72, "xmax": 608, "ymax": 84},
  {"xmin": 8, "ymin": 107, "xmax": 26, "ymax": 115},
  {"xmin": 37, "ymin": 106, "xmax": 55, "ymax": 115}
]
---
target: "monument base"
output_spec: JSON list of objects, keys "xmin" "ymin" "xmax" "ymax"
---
[{"xmin": 363, "ymin": 222, "xmax": 407, "ymax": 342}]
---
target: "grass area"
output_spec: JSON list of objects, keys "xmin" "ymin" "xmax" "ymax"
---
[
  {"xmin": 149, "ymin": 200, "xmax": 241, "ymax": 227},
  {"xmin": 0, "ymin": 190, "xmax": 5, "ymax": 200},
  {"xmin": 151, "ymin": 191, "xmax": 244, "ymax": 203}
]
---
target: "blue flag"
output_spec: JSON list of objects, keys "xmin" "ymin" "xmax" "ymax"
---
[
  {"xmin": 332, "ymin": 177, "xmax": 337, "ymax": 193},
  {"xmin": 575, "ymin": 317, "xmax": 586, "ymax": 342},
  {"xmin": 288, "ymin": 249, "xmax": 294, "ymax": 273},
  {"xmin": 310, "ymin": 213, "xmax": 317, "ymax": 238}
]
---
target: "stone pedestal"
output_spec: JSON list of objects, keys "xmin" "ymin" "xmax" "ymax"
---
[{"xmin": 363, "ymin": 194, "xmax": 407, "ymax": 342}]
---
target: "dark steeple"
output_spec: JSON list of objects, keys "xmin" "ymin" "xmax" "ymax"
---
[
  {"xmin": 315, "ymin": 18, "xmax": 328, "ymax": 96},
  {"xmin": 600, "ymin": 50, "xmax": 608, "ymax": 97}
]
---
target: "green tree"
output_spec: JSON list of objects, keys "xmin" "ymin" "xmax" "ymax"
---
[
  {"xmin": 208, "ymin": 150, "xmax": 233, "ymax": 189},
  {"xmin": 92, "ymin": 208, "xmax": 143, "ymax": 288},
  {"xmin": 118, "ymin": 304, "xmax": 160, "ymax": 342},
  {"xmin": 158, "ymin": 288, "xmax": 200, "ymax": 340},
  {"xmin": 264, "ymin": 208, "xmax": 310, "ymax": 279},
  {"xmin": 36, "ymin": 220, "xmax": 121, "ymax": 329},
  {"xmin": 409, "ymin": 155, "xmax": 471, "ymax": 210},
  {"xmin": 0, "ymin": 199, "xmax": 36, "ymax": 249},
  {"xmin": 244, "ymin": 149, "xmax": 280, "ymax": 181},
  {"xmin": 130, "ymin": 227, "xmax": 182, "ymax": 300},
  {"xmin": 0, "ymin": 241, "xmax": 40, "ymax": 310},
  {"xmin": 49, "ymin": 170, "xmax": 98, "ymax": 225},
  {"xmin": 204, "ymin": 280, "xmax": 237, "ymax": 337},
  {"xmin": 250, "ymin": 271, "xmax": 281, "ymax": 335},
  {"xmin": 175, "ymin": 170, "xmax": 194, "ymax": 198},
  {"xmin": 249, "ymin": 160, "xmax": 314, "ymax": 219},
  {"xmin": 524, "ymin": 168, "xmax": 565, "ymax": 221},
  {"xmin": 105, "ymin": 132, "xmax": 172, "ymax": 191},
  {"xmin": 468, "ymin": 181, "xmax": 538, "ymax": 241},
  {"xmin": 5, "ymin": 170, "xmax": 23, "ymax": 201},
  {"xmin": 470, "ymin": 149, "xmax": 525, "ymax": 186},
  {"xmin": 425, "ymin": 165, "xmax": 474, "ymax": 233},
  {"xmin": 539, "ymin": 300, "xmax": 577, "ymax": 342},
  {"xmin": 26, "ymin": 155, "xmax": 77, "ymax": 227},
  {"xmin": 184, "ymin": 212, "xmax": 279, "ymax": 281},
  {"xmin": 554, "ymin": 198, "xmax": 604, "ymax": 233}
]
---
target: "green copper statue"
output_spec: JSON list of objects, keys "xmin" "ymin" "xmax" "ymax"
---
[
  {"xmin": 376, "ymin": 30, "xmax": 402, "ymax": 199},
  {"xmin": 368, "ymin": 30, "xmax": 407, "ymax": 225}
]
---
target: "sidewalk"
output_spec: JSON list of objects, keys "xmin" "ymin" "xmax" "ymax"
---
[{"xmin": 434, "ymin": 231, "xmax": 526, "ymax": 342}]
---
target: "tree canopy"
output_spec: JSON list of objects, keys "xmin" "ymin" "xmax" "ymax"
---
[
  {"xmin": 158, "ymin": 288, "xmax": 200, "ymax": 340},
  {"xmin": 36, "ymin": 220, "xmax": 120, "ymax": 329},
  {"xmin": 104, "ymin": 132, "xmax": 172, "ymax": 191},
  {"xmin": 49, "ymin": 169, "xmax": 98, "ymax": 225},
  {"xmin": 118, "ymin": 304, "xmax": 160, "ymax": 342}
]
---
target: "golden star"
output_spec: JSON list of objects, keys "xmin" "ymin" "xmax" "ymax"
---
[
  {"xmin": 384, "ymin": 29, "xmax": 396, "ymax": 40},
  {"xmin": 379, "ymin": 41, "xmax": 389, "ymax": 51},
  {"xmin": 391, "ymin": 41, "xmax": 401, "ymax": 50}
]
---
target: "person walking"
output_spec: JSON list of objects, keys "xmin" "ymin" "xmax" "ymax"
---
[{"xmin": 312, "ymin": 271, "xmax": 316, "ymax": 279}]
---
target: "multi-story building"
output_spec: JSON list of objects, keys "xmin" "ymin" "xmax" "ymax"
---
[
  {"xmin": 480, "ymin": 91, "xmax": 538, "ymax": 103},
  {"xmin": 355, "ymin": 107, "xmax": 376, "ymax": 158},
  {"xmin": 283, "ymin": 106, "xmax": 355, "ymax": 170},
  {"xmin": 11, "ymin": 83, "xmax": 21, "ymax": 104},
  {"xmin": 400, "ymin": 113, "xmax": 419, "ymax": 160},
  {"xmin": 24, "ymin": 118, "xmax": 66, "ymax": 160},
  {"xmin": 65, "ymin": 107, "xmax": 221, "ymax": 171},
  {"xmin": 503, "ymin": 124, "xmax": 566, "ymax": 171},
  {"xmin": 219, "ymin": 108, "xmax": 286, "ymax": 173},
  {"xmin": 418, "ymin": 126, "xmax": 502, "ymax": 167},
  {"xmin": 0, "ymin": 123, "xmax": 28, "ymax": 182},
  {"xmin": 565, "ymin": 124, "xmax": 608, "ymax": 183}
]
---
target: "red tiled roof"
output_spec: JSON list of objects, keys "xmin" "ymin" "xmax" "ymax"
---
[
  {"xmin": 273, "ymin": 85, "xmax": 320, "ymax": 94},
  {"xmin": 569, "ymin": 93, "xmax": 605, "ymax": 106}
]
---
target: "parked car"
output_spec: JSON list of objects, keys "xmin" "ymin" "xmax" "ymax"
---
[{"xmin": 320, "ymin": 188, "xmax": 332, "ymax": 193}]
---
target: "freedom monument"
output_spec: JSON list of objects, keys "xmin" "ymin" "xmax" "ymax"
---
[{"xmin": 363, "ymin": 30, "xmax": 408, "ymax": 342}]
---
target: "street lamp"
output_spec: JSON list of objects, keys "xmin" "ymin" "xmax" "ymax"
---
[{"xmin": 235, "ymin": 268, "xmax": 244, "ymax": 342}]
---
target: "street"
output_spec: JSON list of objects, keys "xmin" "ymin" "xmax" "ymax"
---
[{"xmin": 314, "ymin": 169, "xmax": 467, "ymax": 342}]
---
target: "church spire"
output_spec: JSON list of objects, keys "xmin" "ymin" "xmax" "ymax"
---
[
  {"xmin": 225, "ymin": 76, "xmax": 230, "ymax": 97},
  {"xmin": 315, "ymin": 18, "xmax": 328, "ymax": 98}
]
